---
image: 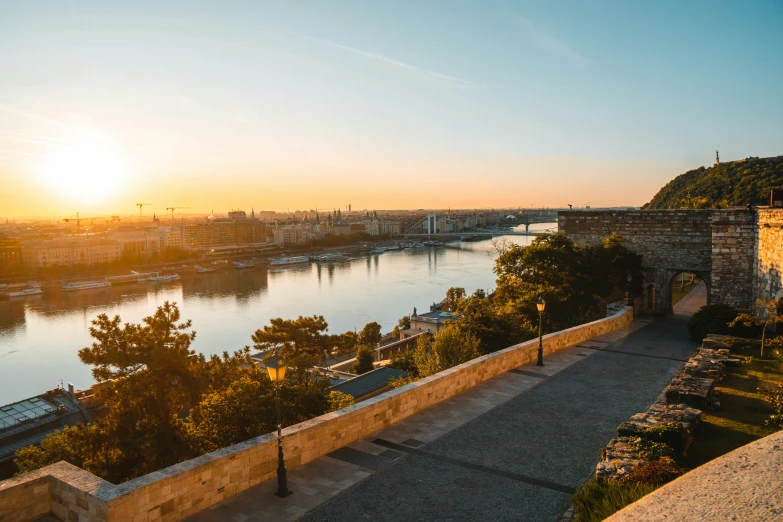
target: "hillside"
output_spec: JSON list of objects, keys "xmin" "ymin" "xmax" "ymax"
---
[{"xmin": 645, "ymin": 156, "xmax": 783, "ymax": 209}]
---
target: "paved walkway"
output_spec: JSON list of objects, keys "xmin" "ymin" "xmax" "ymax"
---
[{"xmin": 187, "ymin": 287, "xmax": 705, "ymax": 522}]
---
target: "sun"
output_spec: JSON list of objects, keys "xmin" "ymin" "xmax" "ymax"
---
[{"xmin": 38, "ymin": 128, "xmax": 129, "ymax": 203}]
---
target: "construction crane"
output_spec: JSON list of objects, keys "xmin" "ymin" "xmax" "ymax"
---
[
  {"xmin": 166, "ymin": 206, "xmax": 190, "ymax": 221},
  {"xmin": 136, "ymin": 203, "xmax": 152, "ymax": 220},
  {"xmin": 63, "ymin": 212, "xmax": 81, "ymax": 234}
]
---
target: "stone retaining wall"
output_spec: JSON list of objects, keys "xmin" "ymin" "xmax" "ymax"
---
[
  {"xmin": 559, "ymin": 208, "xmax": 783, "ymax": 314},
  {"xmin": 0, "ymin": 307, "xmax": 633, "ymax": 522}
]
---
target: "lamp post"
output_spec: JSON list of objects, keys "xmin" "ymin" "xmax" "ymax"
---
[
  {"xmin": 266, "ymin": 349, "xmax": 292, "ymax": 498},
  {"xmin": 626, "ymin": 273, "xmax": 633, "ymax": 307},
  {"xmin": 536, "ymin": 296, "xmax": 546, "ymax": 366}
]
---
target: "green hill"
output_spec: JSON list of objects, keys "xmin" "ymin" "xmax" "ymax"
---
[{"xmin": 645, "ymin": 156, "xmax": 783, "ymax": 209}]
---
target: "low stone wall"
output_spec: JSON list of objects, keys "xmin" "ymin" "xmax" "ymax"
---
[
  {"xmin": 606, "ymin": 430, "xmax": 783, "ymax": 522},
  {"xmin": 0, "ymin": 307, "xmax": 633, "ymax": 522}
]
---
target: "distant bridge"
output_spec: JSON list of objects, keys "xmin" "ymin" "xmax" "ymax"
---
[{"xmin": 404, "ymin": 228, "xmax": 556, "ymax": 238}]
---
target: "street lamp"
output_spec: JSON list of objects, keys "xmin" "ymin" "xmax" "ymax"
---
[
  {"xmin": 626, "ymin": 273, "xmax": 633, "ymax": 307},
  {"xmin": 266, "ymin": 350, "xmax": 292, "ymax": 498},
  {"xmin": 536, "ymin": 296, "xmax": 546, "ymax": 366}
]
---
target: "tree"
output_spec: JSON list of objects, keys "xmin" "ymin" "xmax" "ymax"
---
[
  {"xmin": 328, "ymin": 391, "xmax": 355, "ymax": 411},
  {"xmin": 251, "ymin": 315, "xmax": 328, "ymax": 358},
  {"xmin": 353, "ymin": 346, "xmax": 375, "ymax": 374},
  {"xmin": 388, "ymin": 350, "xmax": 419, "ymax": 376},
  {"xmin": 730, "ymin": 299, "xmax": 781, "ymax": 357},
  {"xmin": 441, "ymin": 287, "xmax": 466, "ymax": 312},
  {"xmin": 14, "ymin": 424, "xmax": 88, "ymax": 475},
  {"xmin": 413, "ymin": 326, "xmax": 480, "ymax": 378},
  {"xmin": 392, "ymin": 325, "xmax": 400, "ymax": 339},
  {"xmin": 187, "ymin": 369, "xmax": 329, "ymax": 452},
  {"xmin": 397, "ymin": 315, "xmax": 411, "ymax": 330},
  {"xmin": 453, "ymin": 295, "xmax": 533, "ymax": 354},
  {"xmin": 359, "ymin": 321, "xmax": 382, "ymax": 347}
]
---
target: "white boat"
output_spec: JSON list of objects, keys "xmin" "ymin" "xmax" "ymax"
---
[
  {"xmin": 62, "ymin": 281, "xmax": 111, "ymax": 292},
  {"xmin": 144, "ymin": 274, "xmax": 180, "ymax": 282},
  {"xmin": 5, "ymin": 287, "xmax": 43, "ymax": 298},
  {"xmin": 232, "ymin": 261, "xmax": 256, "ymax": 269},
  {"xmin": 194, "ymin": 265, "xmax": 217, "ymax": 273},
  {"xmin": 314, "ymin": 253, "xmax": 348, "ymax": 263},
  {"xmin": 268, "ymin": 255, "xmax": 310, "ymax": 266}
]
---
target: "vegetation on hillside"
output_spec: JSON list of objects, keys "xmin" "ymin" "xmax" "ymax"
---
[{"xmin": 644, "ymin": 156, "xmax": 783, "ymax": 209}]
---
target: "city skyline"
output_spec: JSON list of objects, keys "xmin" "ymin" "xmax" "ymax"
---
[{"xmin": 2, "ymin": 1, "xmax": 782, "ymax": 218}]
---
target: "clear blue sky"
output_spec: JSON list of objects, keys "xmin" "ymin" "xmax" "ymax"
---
[{"xmin": 1, "ymin": 1, "xmax": 781, "ymax": 216}]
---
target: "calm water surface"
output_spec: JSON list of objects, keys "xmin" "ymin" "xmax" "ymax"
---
[{"xmin": 0, "ymin": 225, "xmax": 554, "ymax": 404}]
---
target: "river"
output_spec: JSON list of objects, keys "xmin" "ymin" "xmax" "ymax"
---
[{"xmin": 0, "ymin": 224, "xmax": 555, "ymax": 405}]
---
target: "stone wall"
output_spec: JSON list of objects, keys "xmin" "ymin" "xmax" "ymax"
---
[
  {"xmin": 559, "ymin": 210, "xmax": 713, "ymax": 313},
  {"xmin": 0, "ymin": 307, "xmax": 633, "ymax": 522},
  {"xmin": 755, "ymin": 209, "xmax": 783, "ymax": 305},
  {"xmin": 559, "ymin": 209, "xmax": 783, "ymax": 313},
  {"xmin": 709, "ymin": 210, "xmax": 756, "ymax": 309}
]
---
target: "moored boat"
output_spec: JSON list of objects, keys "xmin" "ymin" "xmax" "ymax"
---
[
  {"xmin": 232, "ymin": 260, "xmax": 256, "ymax": 269},
  {"xmin": 5, "ymin": 287, "xmax": 43, "ymax": 298},
  {"xmin": 268, "ymin": 255, "xmax": 310, "ymax": 266},
  {"xmin": 62, "ymin": 281, "xmax": 111, "ymax": 292},
  {"xmin": 194, "ymin": 265, "xmax": 217, "ymax": 273}
]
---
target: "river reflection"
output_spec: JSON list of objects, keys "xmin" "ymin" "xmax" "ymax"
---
[{"xmin": 0, "ymin": 226, "xmax": 552, "ymax": 404}]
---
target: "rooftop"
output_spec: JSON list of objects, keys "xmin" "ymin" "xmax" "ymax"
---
[{"xmin": 329, "ymin": 367, "xmax": 408, "ymax": 400}]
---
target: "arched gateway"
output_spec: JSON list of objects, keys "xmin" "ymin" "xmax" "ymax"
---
[{"xmin": 558, "ymin": 209, "xmax": 772, "ymax": 315}]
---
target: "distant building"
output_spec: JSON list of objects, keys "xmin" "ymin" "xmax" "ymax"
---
[
  {"xmin": 379, "ymin": 220, "xmax": 403, "ymax": 236},
  {"xmin": 0, "ymin": 233, "xmax": 21, "ymax": 271},
  {"xmin": 183, "ymin": 212, "xmax": 267, "ymax": 249},
  {"xmin": 330, "ymin": 222, "xmax": 352, "ymax": 236},
  {"xmin": 272, "ymin": 224, "xmax": 310, "ymax": 246},
  {"xmin": 364, "ymin": 211, "xmax": 380, "ymax": 235},
  {"xmin": 400, "ymin": 309, "xmax": 454, "ymax": 339},
  {"xmin": 108, "ymin": 226, "xmax": 181, "ymax": 259},
  {"xmin": 21, "ymin": 237, "xmax": 121, "ymax": 267}
]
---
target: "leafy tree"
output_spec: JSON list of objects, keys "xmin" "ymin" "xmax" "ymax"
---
[
  {"xmin": 14, "ymin": 425, "xmax": 88, "ymax": 475},
  {"xmin": 441, "ymin": 287, "xmax": 466, "ymax": 312},
  {"xmin": 392, "ymin": 325, "xmax": 400, "ymax": 339},
  {"xmin": 328, "ymin": 391, "xmax": 355, "ymax": 411},
  {"xmin": 359, "ymin": 321, "xmax": 382, "ymax": 346},
  {"xmin": 414, "ymin": 325, "xmax": 480, "ymax": 378},
  {"xmin": 353, "ymin": 346, "xmax": 375, "ymax": 374},
  {"xmin": 251, "ymin": 315, "xmax": 328, "ymax": 358},
  {"xmin": 388, "ymin": 350, "xmax": 419, "ymax": 376},
  {"xmin": 453, "ymin": 295, "xmax": 532, "ymax": 354},
  {"xmin": 187, "ymin": 368, "xmax": 329, "ymax": 452},
  {"xmin": 730, "ymin": 299, "xmax": 781, "ymax": 357}
]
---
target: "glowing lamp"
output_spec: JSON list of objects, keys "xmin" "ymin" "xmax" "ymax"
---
[{"xmin": 266, "ymin": 355, "xmax": 287, "ymax": 383}]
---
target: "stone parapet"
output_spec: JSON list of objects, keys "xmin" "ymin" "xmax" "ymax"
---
[
  {"xmin": 605, "ymin": 430, "xmax": 783, "ymax": 521},
  {"xmin": 0, "ymin": 307, "xmax": 634, "ymax": 522}
]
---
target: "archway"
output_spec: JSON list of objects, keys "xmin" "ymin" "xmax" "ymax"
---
[{"xmin": 668, "ymin": 271, "xmax": 708, "ymax": 314}]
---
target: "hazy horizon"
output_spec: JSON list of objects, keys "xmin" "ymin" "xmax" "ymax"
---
[{"xmin": 2, "ymin": 1, "xmax": 782, "ymax": 218}]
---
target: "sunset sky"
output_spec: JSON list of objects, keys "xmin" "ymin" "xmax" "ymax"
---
[{"xmin": 1, "ymin": 1, "xmax": 782, "ymax": 218}]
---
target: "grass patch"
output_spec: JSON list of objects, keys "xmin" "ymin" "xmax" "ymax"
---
[
  {"xmin": 680, "ymin": 350, "xmax": 782, "ymax": 469},
  {"xmin": 572, "ymin": 479, "xmax": 657, "ymax": 522},
  {"xmin": 671, "ymin": 277, "xmax": 700, "ymax": 307}
]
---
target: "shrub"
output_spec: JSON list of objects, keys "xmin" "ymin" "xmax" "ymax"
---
[
  {"xmin": 571, "ymin": 479, "xmax": 657, "ymax": 522},
  {"xmin": 637, "ymin": 422, "xmax": 688, "ymax": 454},
  {"xmin": 626, "ymin": 437, "xmax": 676, "ymax": 461},
  {"xmin": 328, "ymin": 391, "xmax": 355, "ymax": 412},
  {"xmin": 622, "ymin": 457, "xmax": 684, "ymax": 486},
  {"xmin": 688, "ymin": 304, "xmax": 757, "ymax": 343},
  {"xmin": 353, "ymin": 346, "xmax": 375, "ymax": 375},
  {"xmin": 759, "ymin": 384, "xmax": 783, "ymax": 429}
]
